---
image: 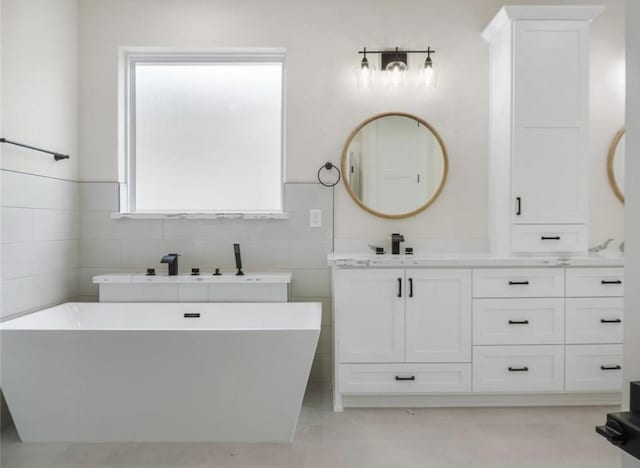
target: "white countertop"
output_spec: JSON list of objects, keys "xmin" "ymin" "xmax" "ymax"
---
[
  {"xmin": 327, "ymin": 253, "xmax": 624, "ymax": 268},
  {"xmin": 93, "ymin": 272, "xmax": 293, "ymax": 284}
]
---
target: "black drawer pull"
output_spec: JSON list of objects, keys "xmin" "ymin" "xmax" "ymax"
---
[
  {"xmin": 516, "ymin": 197, "xmax": 522, "ymax": 216},
  {"xmin": 395, "ymin": 376, "xmax": 416, "ymax": 381},
  {"xmin": 184, "ymin": 313, "xmax": 200, "ymax": 318},
  {"xmin": 508, "ymin": 366, "xmax": 529, "ymax": 372},
  {"xmin": 397, "ymin": 278, "xmax": 402, "ymax": 298},
  {"xmin": 601, "ymin": 318, "xmax": 622, "ymax": 324},
  {"xmin": 601, "ymin": 365, "xmax": 621, "ymax": 371},
  {"xmin": 409, "ymin": 278, "xmax": 414, "ymax": 298},
  {"xmin": 508, "ymin": 320, "xmax": 529, "ymax": 325},
  {"xmin": 601, "ymin": 280, "xmax": 622, "ymax": 285},
  {"xmin": 509, "ymin": 281, "xmax": 530, "ymax": 286},
  {"xmin": 541, "ymin": 236, "xmax": 561, "ymax": 241}
]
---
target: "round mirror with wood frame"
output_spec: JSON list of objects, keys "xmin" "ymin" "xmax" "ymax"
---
[
  {"xmin": 607, "ymin": 128, "xmax": 625, "ymax": 204},
  {"xmin": 341, "ymin": 112, "xmax": 449, "ymax": 219}
]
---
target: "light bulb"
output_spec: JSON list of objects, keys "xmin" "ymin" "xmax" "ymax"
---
[
  {"xmin": 357, "ymin": 50, "xmax": 375, "ymax": 89},
  {"xmin": 419, "ymin": 49, "xmax": 437, "ymax": 88},
  {"xmin": 385, "ymin": 61, "xmax": 407, "ymax": 88}
]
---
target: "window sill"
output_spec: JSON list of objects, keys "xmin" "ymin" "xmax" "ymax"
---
[{"xmin": 111, "ymin": 212, "xmax": 289, "ymax": 220}]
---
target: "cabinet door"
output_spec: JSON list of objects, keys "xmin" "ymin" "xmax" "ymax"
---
[
  {"xmin": 405, "ymin": 269, "xmax": 471, "ymax": 362},
  {"xmin": 512, "ymin": 21, "xmax": 588, "ymax": 224},
  {"xmin": 335, "ymin": 269, "xmax": 405, "ymax": 363}
]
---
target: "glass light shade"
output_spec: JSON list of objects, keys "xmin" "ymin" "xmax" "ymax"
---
[
  {"xmin": 357, "ymin": 61, "xmax": 376, "ymax": 89},
  {"xmin": 385, "ymin": 61, "xmax": 407, "ymax": 88},
  {"xmin": 419, "ymin": 63, "xmax": 437, "ymax": 88}
]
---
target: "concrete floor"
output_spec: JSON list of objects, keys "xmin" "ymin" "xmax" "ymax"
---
[{"xmin": 0, "ymin": 389, "xmax": 621, "ymax": 468}]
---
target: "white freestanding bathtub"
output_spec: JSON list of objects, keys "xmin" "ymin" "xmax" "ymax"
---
[{"xmin": 0, "ymin": 302, "xmax": 321, "ymax": 442}]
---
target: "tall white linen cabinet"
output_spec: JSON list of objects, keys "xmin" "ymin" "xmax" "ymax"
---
[{"xmin": 483, "ymin": 6, "xmax": 604, "ymax": 255}]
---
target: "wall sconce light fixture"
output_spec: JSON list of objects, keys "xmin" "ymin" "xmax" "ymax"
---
[{"xmin": 356, "ymin": 46, "xmax": 437, "ymax": 89}]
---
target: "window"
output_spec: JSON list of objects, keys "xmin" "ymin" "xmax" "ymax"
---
[{"xmin": 121, "ymin": 50, "xmax": 285, "ymax": 214}]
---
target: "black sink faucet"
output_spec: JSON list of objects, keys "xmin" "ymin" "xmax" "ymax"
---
[
  {"xmin": 161, "ymin": 253, "xmax": 180, "ymax": 276},
  {"xmin": 391, "ymin": 233, "xmax": 405, "ymax": 255}
]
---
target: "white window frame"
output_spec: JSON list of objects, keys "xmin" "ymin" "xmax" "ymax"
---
[{"xmin": 117, "ymin": 47, "xmax": 287, "ymax": 219}]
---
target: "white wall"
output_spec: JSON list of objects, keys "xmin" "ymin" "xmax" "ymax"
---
[
  {"xmin": 622, "ymin": 0, "xmax": 639, "ymax": 466},
  {"xmin": 0, "ymin": 0, "xmax": 78, "ymax": 180},
  {"xmin": 77, "ymin": 0, "xmax": 625, "ymax": 250},
  {"xmin": 0, "ymin": 0, "xmax": 80, "ymax": 322}
]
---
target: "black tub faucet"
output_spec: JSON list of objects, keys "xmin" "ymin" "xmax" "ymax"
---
[
  {"xmin": 161, "ymin": 253, "xmax": 180, "ymax": 276},
  {"xmin": 391, "ymin": 233, "xmax": 405, "ymax": 255},
  {"xmin": 234, "ymin": 243, "xmax": 244, "ymax": 276}
]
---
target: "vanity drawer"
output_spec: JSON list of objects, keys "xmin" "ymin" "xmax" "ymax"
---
[
  {"xmin": 566, "ymin": 268, "xmax": 624, "ymax": 297},
  {"xmin": 566, "ymin": 298, "xmax": 623, "ymax": 344},
  {"xmin": 565, "ymin": 345, "xmax": 623, "ymax": 392},
  {"xmin": 473, "ymin": 268, "xmax": 564, "ymax": 298},
  {"xmin": 511, "ymin": 225, "xmax": 587, "ymax": 254},
  {"xmin": 473, "ymin": 298, "xmax": 564, "ymax": 345},
  {"xmin": 473, "ymin": 345, "xmax": 564, "ymax": 393},
  {"xmin": 338, "ymin": 363, "xmax": 471, "ymax": 394}
]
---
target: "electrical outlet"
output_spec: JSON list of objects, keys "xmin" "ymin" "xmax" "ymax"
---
[{"xmin": 309, "ymin": 209, "xmax": 322, "ymax": 228}]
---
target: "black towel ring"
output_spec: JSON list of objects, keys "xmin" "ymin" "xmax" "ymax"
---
[{"xmin": 317, "ymin": 162, "xmax": 341, "ymax": 187}]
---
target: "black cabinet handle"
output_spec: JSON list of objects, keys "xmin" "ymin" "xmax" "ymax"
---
[
  {"xmin": 516, "ymin": 197, "xmax": 522, "ymax": 216},
  {"xmin": 397, "ymin": 278, "xmax": 402, "ymax": 298},
  {"xmin": 508, "ymin": 320, "xmax": 529, "ymax": 325},
  {"xmin": 541, "ymin": 236, "xmax": 561, "ymax": 241},
  {"xmin": 601, "ymin": 365, "xmax": 622, "ymax": 371},
  {"xmin": 601, "ymin": 280, "xmax": 622, "ymax": 285},
  {"xmin": 601, "ymin": 318, "xmax": 622, "ymax": 324},
  {"xmin": 508, "ymin": 366, "xmax": 529, "ymax": 372},
  {"xmin": 409, "ymin": 278, "xmax": 413, "ymax": 298},
  {"xmin": 395, "ymin": 376, "xmax": 416, "ymax": 381},
  {"xmin": 509, "ymin": 281, "xmax": 530, "ymax": 286},
  {"xmin": 184, "ymin": 313, "xmax": 200, "ymax": 318}
]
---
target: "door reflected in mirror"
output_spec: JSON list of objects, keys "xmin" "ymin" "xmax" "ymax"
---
[
  {"xmin": 341, "ymin": 113, "xmax": 448, "ymax": 219},
  {"xmin": 607, "ymin": 129, "xmax": 625, "ymax": 203}
]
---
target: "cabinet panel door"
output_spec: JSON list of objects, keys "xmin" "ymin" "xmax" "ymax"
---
[
  {"xmin": 512, "ymin": 21, "xmax": 588, "ymax": 224},
  {"xmin": 405, "ymin": 269, "xmax": 471, "ymax": 363},
  {"xmin": 335, "ymin": 269, "xmax": 405, "ymax": 363}
]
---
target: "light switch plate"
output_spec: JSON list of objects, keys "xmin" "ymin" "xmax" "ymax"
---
[{"xmin": 309, "ymin": 209, "xmax": 322, "ymax": 228}]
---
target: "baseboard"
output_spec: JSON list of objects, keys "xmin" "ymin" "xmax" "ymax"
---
[{"xmin": 340, "ymin": 392, "xmax": 622, "ymax": 409}]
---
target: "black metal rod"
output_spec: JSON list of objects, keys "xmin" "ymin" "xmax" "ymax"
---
[
  {"xmin": 397, "ymin": 278, "xmax": 402, "ymax": 298},
  {"xmin": 358, "ymin": 49, "xmax": 436, "ymax": 55},
  {"xmin": 0, "ymin": 138, "xmax": 70, "ymax": 161},
  {"xmin": 601, "ymin": 280, "xmax": 622, "ymax": 285},
  {"xmin": 601, "ymin": 318, "xmax": 622, "ymax": 323}
]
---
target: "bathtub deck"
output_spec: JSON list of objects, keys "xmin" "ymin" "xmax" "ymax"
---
[{"xmin": 1, "ymin": 387, "xmax": 621, "ymax": 468}]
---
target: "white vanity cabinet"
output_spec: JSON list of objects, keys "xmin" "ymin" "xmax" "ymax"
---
[
  {"xmin": 331, "ymin": 256, "xmax": 623, "ymax": 411},
  {"xmin": 334, "ymin": 268, "xmax": 472, "ymax": 408},
  {"xmin": 564, "ymin": 268, "xmax": 624, "ymax": 392},
  {"xmin": 335, "ymin": 268, "xmax": 471, "ymax": 363},
  {"xmin": 483, "ymin": 6, "xmax": 604, "ymax": 255}
]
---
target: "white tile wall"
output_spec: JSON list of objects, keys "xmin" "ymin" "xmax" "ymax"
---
[
  {"xmin": 0, "ymin": 170, "xmax": 79, "ymax": 319},
  {"xmin": 78, "ymin": 182, "xmax": 335, "ymax": 384}
]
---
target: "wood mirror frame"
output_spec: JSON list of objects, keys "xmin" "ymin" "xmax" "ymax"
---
[
  {"xmin": 340, "ymin": 112, "xmax": 449, "ymax": 219},
  {"xmin": 607, "ymin": 128, "xmax": 625, "ymax": 204}
]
